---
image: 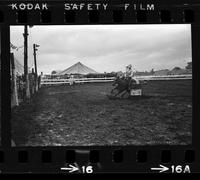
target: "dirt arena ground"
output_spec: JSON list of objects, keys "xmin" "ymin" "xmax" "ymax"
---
[{"xmin": 11, "ymin": 80, "xmax": 192, "ymax": 146}]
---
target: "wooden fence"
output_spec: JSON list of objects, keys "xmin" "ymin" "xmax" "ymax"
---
[
  {"xmin": 41, "ymin": 77, "xmax": 115, "ymax": 85},
  {"xmin": 134, "ymin": 74, "xmax": 192, "ymax": 81},
  {"xmin": 41, "ymin": 74, "xmax": 192, "ymax": 86}
]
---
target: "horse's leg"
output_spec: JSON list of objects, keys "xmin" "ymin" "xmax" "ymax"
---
[
  {"xmin": 121, "ymin": 90, "xmax": 128, "ymax": 98},
  {"xmin": 121, "ymin": 87, "xmax": 131, "ymax": 98},
  {"xmin": 111, "ymin": 87, "xmax": 116, "ymax": 94},
  {"xmin": 113, "ymin": 89, "xmax": 123, "ymax": 97},
  {"xmin": 114, "ymin": 89, "xmax": 126, "ymax": 98},
  {"xmin": 113, "ymin": 91, "xmax": 120, "ymax": 97},
  {"xmin": 127, "ymin": 90, "xmax": 131, "ymax": 98}
]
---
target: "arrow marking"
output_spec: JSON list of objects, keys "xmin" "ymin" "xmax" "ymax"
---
[
  {"xmin": 61, "ymin": 164, "xmax": 79, "ymax": 173},
  {"xmin": 151, "ymin": 164, "xmax": 169, "ymax": 173}
]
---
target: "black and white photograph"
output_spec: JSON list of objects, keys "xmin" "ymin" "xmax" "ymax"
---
[{"xmin": 10, "ymin": 25, "xmax": 192, "ymax": 146}]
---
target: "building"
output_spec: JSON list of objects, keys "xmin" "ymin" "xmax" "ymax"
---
[{"xmin": 154, "ymin": 69, "xmax": 170, "ymax": 76}]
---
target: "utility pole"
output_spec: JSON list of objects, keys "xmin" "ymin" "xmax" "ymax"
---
[
  {"xmin": 10, "ymin": 53, "xmax": 19, "ymax": 107},
  {"xmin": 33, "ymin": 43, "xmax": 40, "ymax": 92},
  {"xmin": 23, "ymin": 25, "xmax": 30, "ymax": 99}
]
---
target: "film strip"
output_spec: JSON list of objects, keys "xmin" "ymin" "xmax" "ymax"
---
[{"xmin": 0, "ymin": 0, "xmax": 200, "ymax": 174}]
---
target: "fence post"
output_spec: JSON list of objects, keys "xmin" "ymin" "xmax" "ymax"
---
[
  {"xmin": 30, "ymin": 68, "xmax": 35, "ymax": 95},
  {"xmin": 10, "ymin": 53, "xmax": 19, "ymax": 107}
]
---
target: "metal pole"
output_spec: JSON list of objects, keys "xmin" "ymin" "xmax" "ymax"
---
[{"xmin": 23, "ymin": 25, "xmax": 30, "ymax": 99}]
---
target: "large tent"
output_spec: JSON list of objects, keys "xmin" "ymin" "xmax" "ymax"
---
[{"xmin": 58, "ymin": 62, "xmax": 98, "ymax": 75}]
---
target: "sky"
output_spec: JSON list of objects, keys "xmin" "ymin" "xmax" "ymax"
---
[{"xmin": 10, "ymin": 25, "xmax": 192, "ymax": 74}]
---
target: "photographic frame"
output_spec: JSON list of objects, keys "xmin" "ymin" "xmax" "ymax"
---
[{"xmin": 0, "ymin": 0, "xmax": 200, "ymax": 174}]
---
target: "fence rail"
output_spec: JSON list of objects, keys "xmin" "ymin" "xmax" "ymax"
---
[
  {"xmin": 41, "ymin": 74, "xmax": 192, "ymax": 85},
  {"xmin": 41, "ymin": 77, "xmax": 115, "ymax": 85},
  {"xmin": 135, "ymin": 74, "xmax": 192, "ymax": 81}
]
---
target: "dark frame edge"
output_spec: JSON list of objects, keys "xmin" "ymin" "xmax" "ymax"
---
[{"xmin": 1, "ymin": 24, "xmax": 11, "ymax": 147}]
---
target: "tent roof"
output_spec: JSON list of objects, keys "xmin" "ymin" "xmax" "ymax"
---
[{"xmin": 58, "ymin": 62, "xmax": 98, "ymax": 75}]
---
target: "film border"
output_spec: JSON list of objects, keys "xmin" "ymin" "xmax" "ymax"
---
[{"xmin": 0, "ymin": 0, "xmax": 200, "ymax": 173}]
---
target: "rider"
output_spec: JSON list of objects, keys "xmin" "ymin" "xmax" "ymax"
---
[
  {"xmin": 125, "ymin": 64, "xmax": 133, "ymax": 78},
  {"xmin": 125, "ymin": 64, "xmax": 133, "ymax": 84},
  {"xmin": 125, "ymin": 64, "xmax": 140, "ymax": 90}
]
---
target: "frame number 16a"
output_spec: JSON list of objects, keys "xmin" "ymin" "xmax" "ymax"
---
[
  {"xmin": 151, "ymin": 164, "xmax": 191, "ymax": 173},
  {"xmin": 171, "ymin": 165, "xmax": 191, "ymax": 173}
]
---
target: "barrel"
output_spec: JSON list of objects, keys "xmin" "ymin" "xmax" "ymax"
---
[{"xmin": 130, "ymin": 83, "xmax": 142, "ymax": 96}]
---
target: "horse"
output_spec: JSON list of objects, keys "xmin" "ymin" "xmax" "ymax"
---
[{"xmin": 111, "ymin": 77, "xmax": 137, "ymax": 98}]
